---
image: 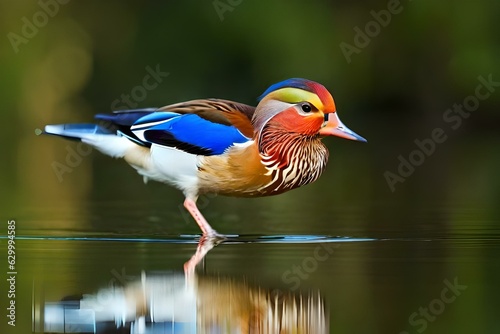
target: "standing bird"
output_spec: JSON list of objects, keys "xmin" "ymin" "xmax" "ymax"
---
[{"xmin": 42, "ymin": 78, "xmax": 366, "ymax": 237}]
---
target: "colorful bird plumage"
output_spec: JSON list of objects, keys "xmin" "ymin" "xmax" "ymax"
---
[{"xmin": 42, "ymin": 78, "xmax": 366, "ymax": 236}]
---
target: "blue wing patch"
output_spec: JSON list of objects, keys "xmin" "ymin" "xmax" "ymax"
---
[{"xmin": 131, "ymin": 112, "xmax": 250, "ymax": 155}]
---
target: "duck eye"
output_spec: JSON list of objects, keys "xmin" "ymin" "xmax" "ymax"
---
[{"xmin": 301, "ymin": 103, "xmax": 312, "ymax": 113}]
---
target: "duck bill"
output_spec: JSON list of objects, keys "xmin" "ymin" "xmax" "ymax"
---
[{"xmin": 319, "ymin": 112, "xmax": 367, "ymax": 142}]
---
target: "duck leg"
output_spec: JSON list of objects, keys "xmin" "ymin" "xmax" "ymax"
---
[
  {"xmin": 182, "ymin": 197, "xmax": 226, "ymax": 276},
  {"xmin": 183, "ymin": 197, "xmax": 220, "ymax": 237}
]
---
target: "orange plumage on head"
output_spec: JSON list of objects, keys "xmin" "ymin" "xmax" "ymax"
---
[{"xmin": 266, "ymin": 108, "xmax": 324, "ymax": 136}]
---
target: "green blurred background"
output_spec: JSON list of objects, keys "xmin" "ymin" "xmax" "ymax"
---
[{"xmin": 1, "ymin": 1, "xmax": 500, "ymax": 333}]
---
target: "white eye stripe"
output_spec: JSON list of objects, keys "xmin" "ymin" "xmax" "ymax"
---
[
  {"xmin": 295, "ymin": 102, "xmax": 318, "ymax": 116},
  {"xmin": 297, "ymin": 110, "xmax": 310, "ymax": 116}
]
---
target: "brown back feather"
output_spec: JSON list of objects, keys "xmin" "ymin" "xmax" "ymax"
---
[{"xmin": 158, "ymin": 99, "xmax": 255, "ymax": 138}]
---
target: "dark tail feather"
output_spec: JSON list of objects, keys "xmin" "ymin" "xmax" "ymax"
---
[
  {"xmin": 95, "ymin": 109, "xmax": 157, "ymax": 146},
  {"xmin": 95, "ymin": 108, "xmax": 157, "ymax": 126}
]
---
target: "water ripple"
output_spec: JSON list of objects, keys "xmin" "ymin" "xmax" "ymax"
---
[{"xmin": 2, "ymin": 234, "xmax": 377, "ymax": 244}]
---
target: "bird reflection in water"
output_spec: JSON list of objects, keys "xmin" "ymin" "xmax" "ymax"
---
[{"xmin": 40, "ymin": 237, "xmax": 329, "ymax": 333}]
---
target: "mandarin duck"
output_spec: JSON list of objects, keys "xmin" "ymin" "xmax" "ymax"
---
[{"xmin": 42, "ymin": 78, "xmax": 366, "ymax": 237}]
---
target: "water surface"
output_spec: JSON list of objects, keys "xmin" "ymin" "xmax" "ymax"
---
[{"xmin": 4, "ymin": 138, "xmax": 500, "ymax": 333}]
